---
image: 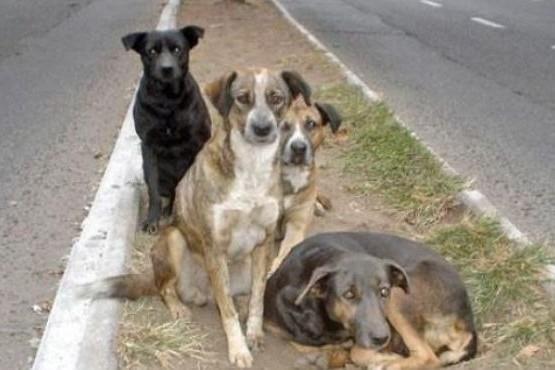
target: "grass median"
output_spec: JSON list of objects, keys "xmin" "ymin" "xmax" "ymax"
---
[{"xmin": 317, "ymin": 83, "xmax": 555, "ymax": 367}]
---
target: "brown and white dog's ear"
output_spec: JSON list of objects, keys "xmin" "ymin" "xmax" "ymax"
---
[
  {"xmin": 384, "ymin": 260, "xmax": 410, "ymax": 294},
  {"xmin": 181, "ymin": 25, "xmax": 204, "ymax": 49},
  {"xmin": 204, "ymin": 72, "xmax": 238, "ymax": 116},
  {"xmin": 295, "ymin": 265, "xmax": 335, "ymax": 305},
  {"xmin": 315, "ymin": 102, "xmax": 342, "ymax": 133},
  {"xmin": 282, "ymin": 70, "xmax": 312, "ymax": 105},
  {"xmin": 121, "ymin": 32, "xmax": 147, "ymax": 53}
]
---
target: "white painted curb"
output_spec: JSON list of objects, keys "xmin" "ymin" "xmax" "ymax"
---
[
  {"xmin": 270, "ymin": 0, "xmax": 555, "ymax": 280},
  {"xmin": 31, "ymin": 1, "xmax": 181, "ymax": 369}
]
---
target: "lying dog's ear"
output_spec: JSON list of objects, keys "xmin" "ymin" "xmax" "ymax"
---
[
  {"xmin": 121, "ymin": 32, "xmax": 147, "ymax": 53},
  {"xmin": 315, "ymin": 102, "xmax": 342, "ymax": 133},
  {"xmin": 384, "ymin": 260, "xmax": 410, "ymax": 294},
  {"xmin": 181, "ymin": 25, "xmax": 204, "ymax": 49},
  {"xmin": 282, "ymin": 70, "xmax": 312, "ymax": 106},
  {"xmin": 295, "ymin": 265, "xmax": 335, "ymax": 305},
  {"xmin": 204, "ymin": 72, "xmax": 238, "ymax": 116}
]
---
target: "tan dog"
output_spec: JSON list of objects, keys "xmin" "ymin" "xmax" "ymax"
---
[
  {"xmin": 269, "ymin": 97, "xmax": 341, "ymax": 274},
  {"xmin": 86, "ymin": 68, "xmax": 311, "ymax": 368}
]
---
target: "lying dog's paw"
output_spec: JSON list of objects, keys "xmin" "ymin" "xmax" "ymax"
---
[
  {"xmin": 294, "ymin": 352, "xmax": 328, "ymax": 370},
  {"xmin": 350, "ymin": 346, "xmax": 402, "ymax": 369},
  {"xmin": 228, "ymin": 341, "xmax": 253, "ymax": 368}
]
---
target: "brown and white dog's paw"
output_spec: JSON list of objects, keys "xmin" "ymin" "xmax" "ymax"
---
[
  {"xmin": 228, "ymin": 340, "xmax": 253, "ymax": 368},
  {"xmin": 246, "ymin": 317, "xmax": 265, "ymax": 352}
]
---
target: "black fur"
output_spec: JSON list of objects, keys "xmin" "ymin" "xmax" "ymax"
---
[
  {"xmin": 315, "ymin": 102, "xmax": 342, "ymax": 133},
  {"xmin": 122, "ymin": 26, "xmax": 211, "ymax": 232},
  {"xmin": 265, "ymin": 231, "xmax": 477, "ymax": 362}
]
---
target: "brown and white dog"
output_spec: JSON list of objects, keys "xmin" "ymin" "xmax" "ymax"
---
[
  {"xmin": 86, "ymin": 68, "xmax": 311, "ymax": 368},
  {"xmin": 270, "ymin": 97, "xmax": 341, "ymax": 274}
]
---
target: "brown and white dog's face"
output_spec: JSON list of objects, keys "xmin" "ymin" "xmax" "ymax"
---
[
  {"xmin": 281, "ymin": 98, "xmax": 342, "ymax": 166},
  {"xmin": 205, "ymin": 69, "xmax": 311, "ymax": 145},
  {"xmin": 295, "ymin": 255, "xmax": 410, "ymax": 350}
]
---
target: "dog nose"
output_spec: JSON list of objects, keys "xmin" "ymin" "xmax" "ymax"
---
[
  {"xmin": 291, "ymin": 140, "xmax": 307, "ymax": 155},
  {"xmin": 371, "ymin": 335, "xmax": 389, "ymax": 347},
  {"xmin": 161, "ymin": 66, "xmax": 173, "ymax": 77},
  {"xmin": 253, "ymin": 121, "xmax": 273, "ymax": 137}
]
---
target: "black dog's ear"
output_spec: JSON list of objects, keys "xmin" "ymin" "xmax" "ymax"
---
[
  {"xmin": 204, "ymin": 71, "xmax": 238, "ymax": 117},
  {"xmin": 295, "ymin": 265, "xmax": 335, "ymax": 305},
  {"xmin": 121, "ymin": 32, "xmax": 147, "ymax": 53},
  {"xmin": 384, "ymin": 260, "xmax": 410, "ymax": 294},
  {"xmin": 315, "ymin": 102, "xmax": 342, "ymax": 133},
  {"xmin": 181, "ymin": 25, "xmax": 204, "ymax": 49},
  {"xmin": 282, "ymin": 70, "xmax": 312, "ymax": 106}
]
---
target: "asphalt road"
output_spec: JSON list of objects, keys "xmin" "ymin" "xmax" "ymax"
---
[
  {"xmin": 279, "ymin": 0, "xmax": 555, "ymax": 242},
  {"xmin": 0, "ymin": 0, "xmax": 158, "ymax": 367}
]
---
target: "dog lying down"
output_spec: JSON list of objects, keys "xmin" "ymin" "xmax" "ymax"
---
[{"xmin": 264, "ymin": 232, "xmax": 477, "ymax": 369}]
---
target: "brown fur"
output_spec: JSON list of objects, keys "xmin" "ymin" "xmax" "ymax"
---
[
  {"xmin": 89, "ymin": 68, "xmax": 311, "ymax": 368},
  {"xmin": 264, "ymin": 232, "xmax": 477, "ymax": 370},
  {"xmin": 270, "ymin": 98, "xmax": 341, "ymax": 274}
]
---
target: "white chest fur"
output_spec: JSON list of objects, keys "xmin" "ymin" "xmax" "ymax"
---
[
  {"xmin": 282, "ymin": 165, "xmax": 310, "ymax": 194},
  {"xmin": 213, "ymin": 130, "xmax": 280, "ymax": 260}
]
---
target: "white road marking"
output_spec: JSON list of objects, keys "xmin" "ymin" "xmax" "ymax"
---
[
  {"xmin": 419, "ymin": 0, "xmax": 442, "ymax": 8},
  {"xmin": 471, "ymin": 17, "xmax": 506, "ymax": 29},
  {"xmin": 551, "ymin": 45, "xmax": 555, "ymax": 50}
]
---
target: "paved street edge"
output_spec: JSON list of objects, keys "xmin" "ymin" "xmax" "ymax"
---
[
  {"xmin": 270, "ymin": 0, "xmax": 555, "ymax": 282},
  {"xmin": 31, "ymin": 1, "xmax": 181, "ymax": 369}
]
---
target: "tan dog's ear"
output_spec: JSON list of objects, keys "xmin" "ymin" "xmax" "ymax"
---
[
  {"xmin": 282, "ymin": 70, "xmax": 312, "ymax": 105},
  {"xmin": 384, "ymin": 260, "xmax": 410, "ymax": 294},
  {"xmin": 204, "ymin": 72, "xmax": 237, "ymax": 116},
  {"xmin": 295, "ymin": 265, "xmax": 335, "ymax": 305},
  {"xmin": 315, "ymin": 102, "xmax": 342, "ymax": 133}
]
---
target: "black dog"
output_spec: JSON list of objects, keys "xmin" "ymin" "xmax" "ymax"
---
[
  {"xmin": 122, "ymin": 26, "xmax": 211, "ymax": 233},
  {"xmin": 265, "ymin": 232, "xmax": 477, "ymax": 369}
]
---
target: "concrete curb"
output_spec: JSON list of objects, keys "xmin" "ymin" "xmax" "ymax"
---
[
  {"xmin": 31, "ymin": 1, "xmax": 181, "ymax": 369},
  {"xmin": 271, "ymin": 2, "xmax": 552, "ymax": 257}
]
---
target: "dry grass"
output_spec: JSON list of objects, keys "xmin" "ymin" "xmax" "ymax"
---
[{"xmin": 118, "ymin": 301, "xmax": 213, "ymax": 369}]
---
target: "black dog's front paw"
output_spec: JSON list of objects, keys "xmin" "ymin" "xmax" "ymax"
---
[{"xmin": 142, "ymin": 219, "xmax": 159, "ymax": 234}]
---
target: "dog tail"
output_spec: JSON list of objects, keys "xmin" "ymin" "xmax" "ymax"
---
[{"xmin": 78, "ymin": 273, "xmax": 158, "ymax": 301}]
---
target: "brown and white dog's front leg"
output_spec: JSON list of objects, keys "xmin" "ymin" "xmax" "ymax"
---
[
  {"xmin": 246, "ymin": 235, "xmax": 272, "ymax": 351},
  {"xmin": 205, "ymin": 251, "xmax": 253, "ymax": 368},
  {"xmin": 269, "ymin": 203, "xmax": 312, "ymax": 275}
]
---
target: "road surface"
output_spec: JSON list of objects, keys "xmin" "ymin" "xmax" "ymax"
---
[
  {"xmin": 279, "ymin": 0, "xmax": 555, "ymax": 242},
  {"xmin": 0, "ymin": 0, "xmax": 158, "ymax": 367}
]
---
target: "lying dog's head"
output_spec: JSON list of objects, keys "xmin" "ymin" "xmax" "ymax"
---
[
  {"xmin": 281, "ymin": 98, "xmax": 341, "ymax": 166},
  {"xmin": 295, "ymin": 254, "xmax": 410, "ymax": 350},
  {"xmin": 122, "ymin": 26, "xmax": 204, "ymax": 82},
  {"xmin": 204, "ymin": 69, "xmax": 311, "ymax": 145}
]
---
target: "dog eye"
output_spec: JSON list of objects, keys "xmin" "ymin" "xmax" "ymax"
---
[
  {"xmin": 379, "ymin": 287, "xmax": 390, "ymax": 298},
  {"xmin": 172, "ymin": 46, "xmax": 181, "ymax": 54},
  {"xmin": 268, "ymin": 92, "xmax": 284, "ymax": 106},
  {"xmin": 148, "ymin": 48, "xmax": 158, "ymax": 56},
  {"xmin": 305, "ymin": 120, "xmax": 316, "ymax": 130},
  {"xmin": 236, "ymin": 92, "xmax": 250, "ymax": 105},
  {"xmin": 343, "ymin": 289, "xmax": 355, "ymax": 300}
]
